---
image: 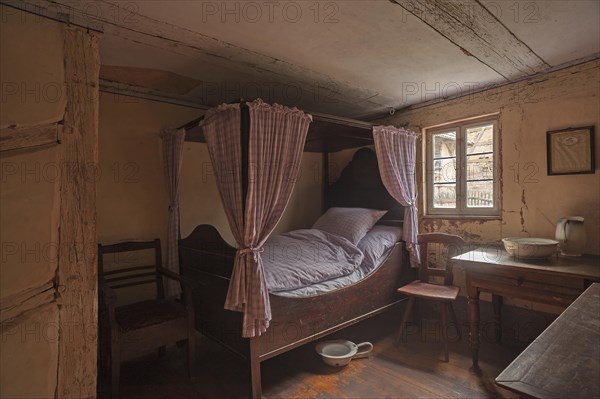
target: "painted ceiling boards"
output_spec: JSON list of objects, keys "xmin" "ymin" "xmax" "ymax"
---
[{"xmin": 8, "ymin": 0, "xmax": 600, "ymax": 119}]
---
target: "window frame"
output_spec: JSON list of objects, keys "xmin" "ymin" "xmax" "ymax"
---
[{"xmin": 425, "ymin": 117, "xmax": 500, "ymax": 218}]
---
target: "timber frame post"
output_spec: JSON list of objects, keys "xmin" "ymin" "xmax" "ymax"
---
[{"xmin": 55, "ymin": 26, "xmax": 101, "ymax": 398}]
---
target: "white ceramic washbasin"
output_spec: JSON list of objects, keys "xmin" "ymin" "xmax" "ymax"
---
[{"xmin": 502, "ymin": 237, "xmax": 559, "ymax": 259}]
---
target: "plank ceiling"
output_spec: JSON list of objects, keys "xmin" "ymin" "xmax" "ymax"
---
[{"xmin": 8, "ymin": 0, "xmax": 600, "ymax": 119}]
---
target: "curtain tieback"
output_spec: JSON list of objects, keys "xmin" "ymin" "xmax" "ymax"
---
[{"xmin": 239, "ymin": 247, "xmax": 264, "ymax": 262}]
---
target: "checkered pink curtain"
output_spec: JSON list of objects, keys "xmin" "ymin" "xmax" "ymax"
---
[
  {"xmin": 201, "ymin": 100, "xmax": 312, "ymax": 337},
  {"xmin": 161, "ymin": 128, "xmax": 186, "ymax": 297},
  {"xmin": 373, "ymin": 126, "xmax": 421, "ymax": 267},
  {"xmin": 201, "ymin": 104, "xmax": 245, "ymax": 239}
]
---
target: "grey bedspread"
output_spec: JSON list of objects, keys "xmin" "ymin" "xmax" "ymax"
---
[{"xmin": 262, "ymin": 229, "xmax": 364, "ymax": 292}]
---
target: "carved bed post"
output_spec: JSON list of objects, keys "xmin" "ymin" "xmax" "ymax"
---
[
  {"xmin": 241, "ymin": 101, "xmax": 264, "ymax": 398},
  {"xmin": 249, "ymin": 337, "xmax": 262, "ymax": 399},
  {"xmin": 240, "ymin": 101, "xmax": 250, "ymax": 213},
  {"xmin": 322, "ymin": 151, "xmax": 329, "ymax": 213}
]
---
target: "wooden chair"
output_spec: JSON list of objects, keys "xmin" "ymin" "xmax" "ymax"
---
[
  {"xmin": 397, "ymin": 233, "xmax": 464, "ymax": 361},
  {"xmin": 98, "ymin": 239, "xmax": 195, "ymax": 399}
]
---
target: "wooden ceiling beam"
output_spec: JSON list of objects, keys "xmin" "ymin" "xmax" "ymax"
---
[{"xmin": 391, "ymin": 0, "xmax": 550, "ymax": 80}]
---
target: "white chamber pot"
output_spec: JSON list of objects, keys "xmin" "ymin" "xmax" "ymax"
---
[{"xmin": 315, "ymin": 340, "xmax": 373, "ymax": 367}]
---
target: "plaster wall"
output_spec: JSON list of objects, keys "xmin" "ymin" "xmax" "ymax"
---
[
  {"xmin": 0, "ymin": 6, "xmax": 65, "ymax": 398},
  {"xmin": 0, "ymin": 6, "xmax": 66, "ymax": 127},
  {"xmin": 377, "ymin": 60, "xmax": 600, "ymax": 311},
  {"xmin": 97, "ymin": 93, "xmax": 198, "ymax": 246},
  {"xmin": 1, "ymin": 147, "xmax": 60, "ymax": 298},
  {"xmin": 97, "ymin": 93, "xmax": 198, "ymax": 303},
  {"xmin": 0, "ymin": 305, "xmax": 60, "ymax": 398}
]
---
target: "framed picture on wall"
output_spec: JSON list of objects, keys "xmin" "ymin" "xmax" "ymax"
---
[{"xmin": 547, "ymin": 126, "xmax": 595, "ymax": 175}]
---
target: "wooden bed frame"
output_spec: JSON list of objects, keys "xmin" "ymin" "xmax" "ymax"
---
[{"xmin": 179, "ymin": 147, "xmax": 415, "ymax": 398}]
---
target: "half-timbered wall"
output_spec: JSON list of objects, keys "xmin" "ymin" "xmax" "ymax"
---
[{"xmin": 0, "ymin": 6, "xmax": 99, "ymax": 397}]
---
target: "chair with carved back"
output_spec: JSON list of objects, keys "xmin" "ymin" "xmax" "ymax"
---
[
  {"xmin": 397, "ymin": 233, "xmax": 464, "ymax": 361},
  {"xmin": 98, "ymin": 239, "xmax": 195, "ymax": 399}
]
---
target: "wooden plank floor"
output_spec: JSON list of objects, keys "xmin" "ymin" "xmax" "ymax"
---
[{"xmin": 99, "ymin": 313, "xmax": 523, "ymax": 398}]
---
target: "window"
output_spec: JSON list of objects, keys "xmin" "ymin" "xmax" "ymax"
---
[{"xmin": 425, "ymin": 117, "xmax": 499, "ymax": 217}]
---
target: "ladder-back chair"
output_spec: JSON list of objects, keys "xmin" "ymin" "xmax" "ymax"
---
[
  {"xmin": 397, "ymin": 233, "xmax": 464, "ymax": 361},
  {"xmin": 98, "ymin": 239, "xmax": 195, "ymax": 399}
]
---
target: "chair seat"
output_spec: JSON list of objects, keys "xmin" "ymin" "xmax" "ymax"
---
[
  {"xmin": 115, "ymin": 300, "xmax": 187, "ymax": 332},
  {"xmin": 397, "ymin": 280, "xmax": 460, "ymax": 301}
]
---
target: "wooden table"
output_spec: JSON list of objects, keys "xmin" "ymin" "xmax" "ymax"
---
[
  {"xmin": 451, "ymin": 247, "xmax": 600, "ymax": 373},
  {"xmin": 495, "ymin": 283, "xmax": 600, "ymax": 399}
]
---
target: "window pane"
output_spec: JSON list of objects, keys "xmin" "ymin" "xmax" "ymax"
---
[
  {"xmin": 433, "ymin": 131, "xmax": 456, "ymax": 158},
  {"xmin": 433, "ymin": 184, "xmax": 456, "ymax": 208},
  {"xmin": 467, "ymin": 154, "xmax": 494, "ymax": 180},
  {"xmin": 466, "ymin": 124, "xmax": 494, "ymax": 154},
  {"xmin": 434, "ymin": 158, "xmax": 456, "ymax": 183},
  {"xmin": 466, "ymin": 181, "xmax": 494, "ymax": 208}
]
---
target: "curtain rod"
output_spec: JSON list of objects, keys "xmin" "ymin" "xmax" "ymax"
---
[{"xmin": 177, "ymin": 108, "xmax": 374, "ymax": 131}]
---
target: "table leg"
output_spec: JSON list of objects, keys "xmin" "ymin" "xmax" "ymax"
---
[
  {"xmin": 492, "ymin": 294, "xmax": 503, "ymax": 344},
  {"xmin": 467, "ymin": 285, "xmax": 481, "ymax": 374}
]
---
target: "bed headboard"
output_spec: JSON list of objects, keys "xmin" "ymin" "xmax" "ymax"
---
[{"xmin": 327, "ymin": 148, "xmax": 404, "ymax": 226}]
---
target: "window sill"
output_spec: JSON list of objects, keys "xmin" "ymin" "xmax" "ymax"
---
[{"xmin": 422, "ymin": 214, "xmax": 502, "ymax": 221}]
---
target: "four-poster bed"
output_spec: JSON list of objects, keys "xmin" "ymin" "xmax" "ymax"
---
[{"xmin": 172, "ymin": 101, "xmax": 418, "ymax": 398}]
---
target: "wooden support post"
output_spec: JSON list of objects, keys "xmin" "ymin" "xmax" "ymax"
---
[{"xmin": 55, "ymin": 27, "xmax": 100, "ymax": 398}]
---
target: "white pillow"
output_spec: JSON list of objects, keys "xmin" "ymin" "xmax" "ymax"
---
[{"xmin": 312, "ymin": 207, "xmax": 388, "ymax": 245}]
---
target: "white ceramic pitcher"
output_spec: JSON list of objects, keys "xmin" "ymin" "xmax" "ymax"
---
[{"xmin": 555, "ymin": 216, "xmax": 586, "ymax": 256}]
